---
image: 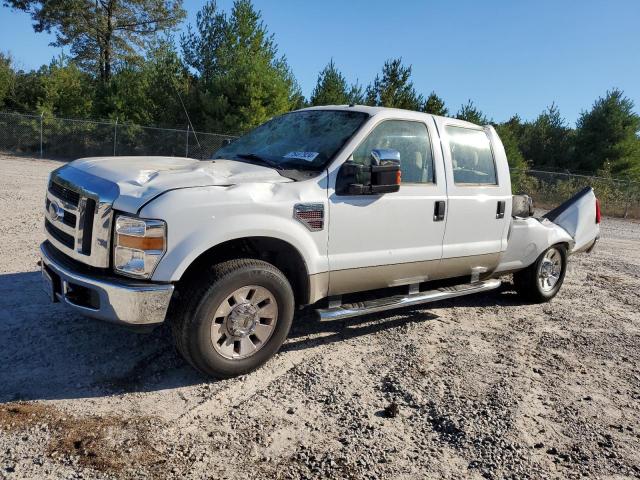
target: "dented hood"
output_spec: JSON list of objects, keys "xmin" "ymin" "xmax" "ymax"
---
[{"xmin": 66, "ymin": 156, "xmax": 292, "ymax": 212}]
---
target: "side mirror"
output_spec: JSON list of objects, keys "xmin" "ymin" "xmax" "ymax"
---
[
  {"xmin": 370, "ymin": 149, "xmax": 401, "ymax": 194},
  {"xmin": 336, "ymin": 149, "xmax": 401, "ymax": 195}
]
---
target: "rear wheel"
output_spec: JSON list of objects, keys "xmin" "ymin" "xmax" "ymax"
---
[
  {"xmin": 514, "ymin": 245, "xmax": 567, "ymax": 303},
  {"xmin": 171, "ymin": 259, "xmax": 295, "ymax": 378}
]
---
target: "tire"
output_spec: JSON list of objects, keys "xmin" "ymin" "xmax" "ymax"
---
[
  {"xmin": 514, "ymin": 244, "xmax": 567, "ymax": 303},
  {"xmin": 170, "ymin": 258, "xmax": 295, "ymax": 378}
]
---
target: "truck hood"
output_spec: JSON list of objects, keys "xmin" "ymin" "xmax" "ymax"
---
[{"xmin": 67, "ymin": 156, "xmax": 293, "ymax": 212}]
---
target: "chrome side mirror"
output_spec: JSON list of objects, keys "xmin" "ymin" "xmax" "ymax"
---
[{"xmin": 370, "ymin": 148, "xmax": 400, "ymax": 166}]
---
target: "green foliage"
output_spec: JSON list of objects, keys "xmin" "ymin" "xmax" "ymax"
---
[
  {"xmin": 98, "ymin": 64, "xmax": 153, "ymax": 124},
  {"xmin": 519, "ymin": 103, "xmax": 573, "ymax": 170},
  {"xmin": 0, "ymin": 56, "xmax": 94, "ymax": 118},
  {"xmin": 94, "ymin": 39, "xmax": 190, "ymax": 127},
  {"xmin": 37, "ymin": 56, "xmax": 93, "ymax": 118},
  {"xmin": 422, "ymin": 92, "xmax": 448, "ymax": 116},
  {"xmin": 574, "ymin": 89, "xmax": 640, "ymax": 180},
  {"xmin": 6, "ymin": 0, "xmax": 185, "ymax": 81},
  {"xmin": 495, "ymin": 122, "xmax": 532, "ymax": 193},
  {"xmin": 141, "ymin": 39, "xmax": 191, "ymax": 126},
  {"xmin": 456, "ymin": 100, "xmax": 488, "ymax": 125},
  {"xmin": 181, "ymin": 0, "xmax": 299, "ymax": 133},
  {"xmin": 0, "ymin": 53, "xmax": 15, "ymax": 108},
  {"xmin": 2, "ymin": 0, "xmax": 640, "ymax": 190},
  {"xmin": 524, "ymin": 167, "xmax": 640, "ymax": 219},
  {"xmin": 346, "ymin": 83, "xmax": 365, "ymax": 105},
  {"xmin": 365, "ymin": 58, "xmax": 424, "ymax": 110},
  {"xmin": 6, "ymin": 70, "xmax": 46, "ymax": 113},
  {"xmin": 310, "ymin": 60, "xmax": 349, "ymax": 106},
  {"xmin": 310, "ymin": 60, "xmax": 364, "ymax": 106}
]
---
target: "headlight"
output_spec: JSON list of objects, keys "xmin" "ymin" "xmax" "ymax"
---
[{"xmin": 114, "ymin": 215, "xmax": 166, "ymax": 279}]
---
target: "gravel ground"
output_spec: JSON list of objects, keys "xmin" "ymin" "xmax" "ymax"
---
[{"xmin": 1, "ymin": 154, "xmax": 639, "ymax": 479}]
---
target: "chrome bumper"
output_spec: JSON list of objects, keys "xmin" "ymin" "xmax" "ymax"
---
[{"xmin": 40, "ymin": 242, "xmax": 174, "ymax": 326}]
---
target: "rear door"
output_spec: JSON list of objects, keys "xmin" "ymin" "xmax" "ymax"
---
[{"xmin": 434, "ymin": 118, "xmax": 512, "ymax": 275}]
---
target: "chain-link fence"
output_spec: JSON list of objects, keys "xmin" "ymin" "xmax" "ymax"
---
[
  {"xmin": 513, "ymin": 169, "xmax": 640, "ymax": 219},
  {"xmin": 2, "ymin": 111, "xmax": 639, "ymax": 220},
  {"xmin": 0, "ymin": 111, "xmax": 236, "ymax": 160}
]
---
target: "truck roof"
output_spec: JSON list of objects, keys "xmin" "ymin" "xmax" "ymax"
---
[{"xmin": 298, "ymin": 104, "xmax": 482, "ymax": 128}]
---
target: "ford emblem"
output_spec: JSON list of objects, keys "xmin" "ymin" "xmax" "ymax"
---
[{"xmin": 49, "ymin": 201, "xmax": 65, "ymax": 222}]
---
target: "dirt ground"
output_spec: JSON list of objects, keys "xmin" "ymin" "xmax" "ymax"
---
[{"xmin": 1, "ymin": 154, "xmax": 639, "ymax": 479}]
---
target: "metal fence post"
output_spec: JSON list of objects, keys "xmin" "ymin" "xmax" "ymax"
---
[
  {"xmin": 186, "ymin": 125, "xmax": 189, "ymax": 158},
  {"xmin": 623, "ymin": 180, "xmax": 632, "ymax": 219},
  {"xmin": 113, "ymin": 118, "xmax": 118, "ymax": 156},
  {"xmin": 39, "ymin": 112, "xmax": 44, "ymax": 158}
]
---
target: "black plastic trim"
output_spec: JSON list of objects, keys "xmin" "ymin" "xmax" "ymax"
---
[{"xmin": 81, "ymin": 198, "xmax": 96, "ymax": 255}]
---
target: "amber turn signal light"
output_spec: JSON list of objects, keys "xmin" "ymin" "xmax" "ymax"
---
[{"xmin": 116, "ymin": 234, "xmax": 165, "ymax": 251}]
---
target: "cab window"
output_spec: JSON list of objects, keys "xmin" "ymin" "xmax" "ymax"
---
[
  {"xmin": 352, "ymin": 120, "xmax": 434, "ymax": 184},
  {"xmin": 446, "ymin": 126, "xmax": 497, "ymax": 185}
]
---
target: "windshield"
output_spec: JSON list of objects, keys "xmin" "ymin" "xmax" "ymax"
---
[{"xmin": 212, "ymin": 110, "xmax": 369, "ymax": 171}]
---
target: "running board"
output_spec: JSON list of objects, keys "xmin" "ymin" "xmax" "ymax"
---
[{"xmin": 316, "ymin": 279, "xmax": 502, "ymax": 321}]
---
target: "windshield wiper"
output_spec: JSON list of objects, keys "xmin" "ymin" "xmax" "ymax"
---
[{"xmin": 235, "ymin": 153, "xmax": 282, "ymax": 170}]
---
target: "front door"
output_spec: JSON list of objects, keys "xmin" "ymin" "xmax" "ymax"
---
[{"xmin": 327, "ymin": 117, "xmax": 447, "ymax": 295}]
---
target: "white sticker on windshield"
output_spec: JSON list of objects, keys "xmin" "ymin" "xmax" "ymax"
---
[{"xmin": 284, "ymin": 151, "xmax": 319, "ymax": 162}]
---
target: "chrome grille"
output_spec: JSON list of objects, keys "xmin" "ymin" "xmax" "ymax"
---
[
  {"xmin": 44, "ymin": 166, "xmax": 119, "ymax": 268},
  {"xmin": 48, "ymin": 181, "xmax": 80, "ymax": 207},
  {"xmin": 45, "ymin": 218, "xmax": 75, "ymax": 249},
  {"xmin": 46, "ymin": 198, "xmax": 77, "ymax": 228}
]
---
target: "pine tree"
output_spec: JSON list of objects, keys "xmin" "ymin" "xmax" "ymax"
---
[
  {"xmin": 38, "ymin": 55, "xmax": 94, "ymax": 118},
  {"xmin": 7, "ymin": 0, "xmax": 185, "ymax": 82},
  {"xmin": 520, "ymin": 103, "xmax": 572, "ymax": 170},
  {"xmin": 365, "ymin": 58, "xmax": 424, "ymax": 110},
  {"xmin": 423, "ymin": 92, "xmax": 448, "ymax": 116},
  {"xmin": 574, "ymin": 89, "xmax": 640, "ymax": 178},
  {"xmin": 346, "ymin": 82, "xmax": 365, "ymax": 105},
  {"xmin": 310, "ymin": 60, "xmax": 349, "ymax": 106},
  {"xmin": 182, "ymin": 0, "xmax": 300, "ymax": 133},
  {"xmin": 0, "ymin": 53, "xmax": 14, "ymax": 109},
  {"xmin": 495, "ymin": 120, "xmax": 530, "ymax": 193},
  {"xmin": 456, "ymin": 100, "xmax": 488, "ymax": 124}
]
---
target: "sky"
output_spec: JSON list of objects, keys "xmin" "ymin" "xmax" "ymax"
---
[{"xmin": 1, "ymin": 0, "xmax": 639, "ymax": 125}]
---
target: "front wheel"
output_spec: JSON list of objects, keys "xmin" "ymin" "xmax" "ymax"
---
[
  {"xmin": 514, "ymin": 245, "xmax": 567, "ymax": 303},
  {"xmin": 171, "ymin": 259, "xmax": 295, "ymax": 378}
]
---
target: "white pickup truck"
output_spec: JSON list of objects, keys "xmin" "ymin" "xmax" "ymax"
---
[{"xmin": 40, "ymin": 106, "xmax": 600, "ymax": 378}]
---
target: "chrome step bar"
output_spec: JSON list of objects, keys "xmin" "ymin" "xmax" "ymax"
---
[{"xmin": 316, "ymin": 279, "xmax": 502, "ymax": 321}]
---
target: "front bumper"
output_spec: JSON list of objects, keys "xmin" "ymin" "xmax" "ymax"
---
[{"xmin": 40, "ymin": 241, "xmax": 174, "ymax": 326}]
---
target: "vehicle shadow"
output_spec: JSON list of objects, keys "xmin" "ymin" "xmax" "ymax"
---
[
  {"xmin": 283, "ymin": 279, "xmax": 523, "ymax": 352},
  {"xmin": 283, "ymin": 309, "xmax": 440, "ymax": 353},
  {"xmin": 0, "ymin": 270, "xmax": 520, "ymax": 403},
  {"xmin": 0, "ymin": 271, "xmax": 204, "ymax": 403}
]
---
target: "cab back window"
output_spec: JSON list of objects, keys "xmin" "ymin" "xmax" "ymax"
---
[{"xmin": 446, "ymin": 126, "xmax": 497, "ymax": 185}]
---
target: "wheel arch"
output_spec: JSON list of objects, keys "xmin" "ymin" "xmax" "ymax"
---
[{"xmin": 176, "ymin": 236, "xmax": 312, "ymax": 306}]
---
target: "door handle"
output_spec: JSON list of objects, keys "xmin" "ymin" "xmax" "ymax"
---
[
  {"xmin": 496, "ymin": 200, "xmax": 506, "ymax": 219},
  {"xmin": 433, "ymin": 200, "xmax": 446, "ymax": 222}
]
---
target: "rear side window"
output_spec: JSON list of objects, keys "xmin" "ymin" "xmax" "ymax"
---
[
  {"xmin": 352, "ymin": 120, "xmax": 435, "ymax": 184},
  {"xmin": 446, "ymin": 126, "xmax": 497, "ymax": 185}
]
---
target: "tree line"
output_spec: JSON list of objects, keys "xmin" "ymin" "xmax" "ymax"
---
[{"xmin": 1, "ymin": 0, "xmax": 638, "ymax": 181}]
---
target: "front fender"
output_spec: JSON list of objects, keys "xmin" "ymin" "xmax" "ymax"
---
[{"xmin": 138, "ymin": 185, "xmax": 328, "ymax": 282}]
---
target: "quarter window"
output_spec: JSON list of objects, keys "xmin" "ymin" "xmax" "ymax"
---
[
  {"xmin": 446, "ymin": 126, "xmax": 497, "ymax": 185},
  {"xmin": 352, "ymin": 120, "xmax": 434, "ymax": 184}
]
